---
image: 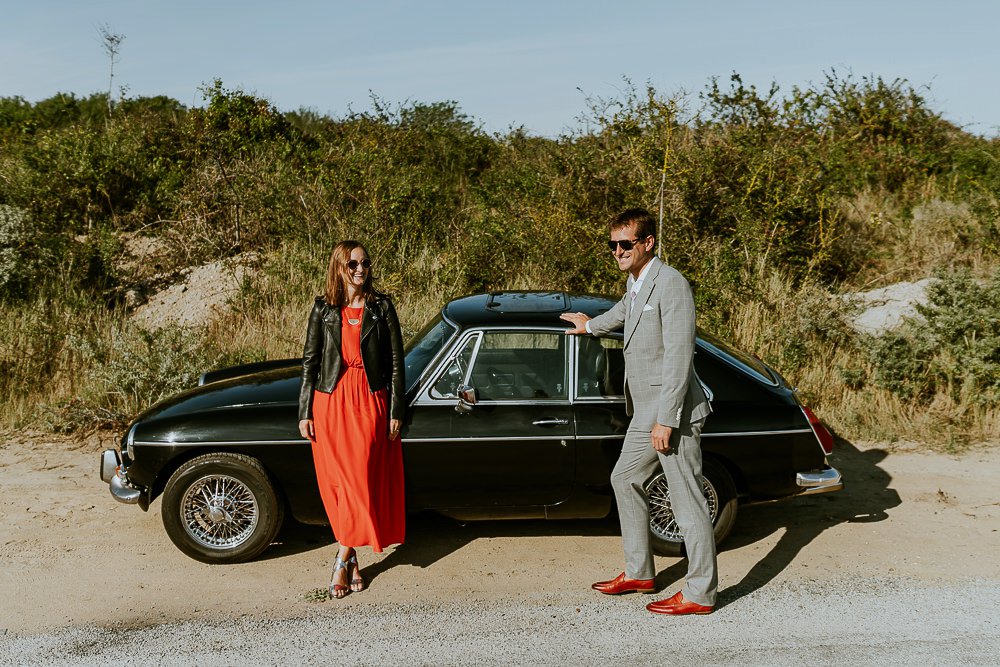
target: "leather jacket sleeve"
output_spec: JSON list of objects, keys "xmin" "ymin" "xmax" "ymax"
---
[
  {"xmin": 383, "ymin": 298, "xmax": 406, "ymax": 421},
  {"xmin": 298, "ymin": 299, "xmax": 325, "ymax": 421}
]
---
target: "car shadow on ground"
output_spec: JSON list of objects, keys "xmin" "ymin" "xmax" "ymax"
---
[
  {"xmin": 347, "ymin": 512, "xmax": 624, "ymax": 583},
  {"xmin": 259, "ymin": 521, "xmax": 335, "ymax": 561},
  {"xmin": 702, "ymin": 437, "xmax": 902, "ymax": 609},
  {"xmin": 258, "ymin": 509, "xmax": 622, "ymax": 569},
  {"xmin": 259, "ymin": 437, "xmax": 900, "ymax": 603}
]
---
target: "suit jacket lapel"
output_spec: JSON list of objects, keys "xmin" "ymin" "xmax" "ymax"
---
[{"xmin": 624, "ymin": 257, "xmax": 662, "ymax": 346}]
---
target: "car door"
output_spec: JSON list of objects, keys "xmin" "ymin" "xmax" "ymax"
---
[
  {"xmin": 403, "ymin": 328, "xmax": 574, "ymax": 513},
  {"xmin": 571, "ymin": 335, "xmax": 629, "ymax": 491}
]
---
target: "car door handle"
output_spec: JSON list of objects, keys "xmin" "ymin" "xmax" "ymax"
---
[{"xmin": 532, "ymin": 418, "xmax": 569, "ymax": 426}]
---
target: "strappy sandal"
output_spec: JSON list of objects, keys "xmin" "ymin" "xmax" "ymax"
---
[
  {"xmin": 347, "ymin": 554, "xmax": 366, "ymax": 593},
  {"xmin": 329, "ymin": 556, "xmax": 351, "ymax": 599}
]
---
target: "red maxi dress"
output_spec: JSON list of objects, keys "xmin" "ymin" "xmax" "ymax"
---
[{"xmin": 311, "ymin": 306, "xmax": 405, "ymax": 552}]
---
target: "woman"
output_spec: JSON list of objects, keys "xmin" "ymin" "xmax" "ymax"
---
[{"xmin": 298, "ymin": 240, "xmax": 406, "ymax": 599}]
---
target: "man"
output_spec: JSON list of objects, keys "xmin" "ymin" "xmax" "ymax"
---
[{"xmin": 561, "ymin": 207, "xmax": 717, "ymax": 615}]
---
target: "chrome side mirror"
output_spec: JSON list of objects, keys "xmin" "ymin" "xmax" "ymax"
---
[{"xmin": 455, "ymin": 385, "xmax": 478, "ymax": 414}]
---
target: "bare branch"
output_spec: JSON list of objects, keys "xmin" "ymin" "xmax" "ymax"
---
[{"xmin": 97, "ymin": 23, "xmax": 126, "ymax": 116}]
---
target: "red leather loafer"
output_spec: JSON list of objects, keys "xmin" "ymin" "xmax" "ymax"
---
[
  {"xmin": 646, "ymin": 591, "xmax": 714, "ymax": 615},
  {"xmin": 591, "ymin": 572, "xmax": 656, "ymax": 595}
]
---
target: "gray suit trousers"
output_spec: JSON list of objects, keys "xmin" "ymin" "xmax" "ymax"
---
[{"xmin": 612, "ymin": 408, "xmax": 718, "ymax": 606}]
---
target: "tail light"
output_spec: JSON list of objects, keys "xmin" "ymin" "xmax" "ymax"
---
[{"xmin": 801, "ymin": 406, "xmax": 834, "ymax": 455}]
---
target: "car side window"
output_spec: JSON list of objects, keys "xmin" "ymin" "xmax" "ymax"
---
[
  {"xmin": 430, "ymin": 335, "xmax": 478, "ymax": 399},
  {"xmin": 576, "ymin": 337, "xmax": 625, "ymax": 398},
  {"xmin": 468, "ymin": 331, "xmax": 567, "ymax": 401}
]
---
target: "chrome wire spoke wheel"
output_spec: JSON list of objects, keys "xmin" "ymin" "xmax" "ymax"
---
[
  {"xmin": 179, "ymin": 474, "xmax": 259, "ymax": 549},
  {"xmin": 645, "ymin": 473, "xmax": 719, "ymax": 542}
]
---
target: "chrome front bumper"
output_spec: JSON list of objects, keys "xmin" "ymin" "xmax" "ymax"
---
[
  {"xmin": 100, "ymin": 449, "xmax": 144, "ymax": 505},
  {"xmin": 796, "ymin": 466, "xmax": 844, "ymax": 495}
]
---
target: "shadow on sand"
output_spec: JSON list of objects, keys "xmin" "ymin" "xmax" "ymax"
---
[
  {"xmin": 259, "ymin": 437, "xmax": 900, "ymax": 602},
  {"xmin": 259, "ymin": 508, "xmax": 621, "ymax": 573},
  {"xmin": 708, "ymin": 437, "xmax": 901, "ymax": 608}
]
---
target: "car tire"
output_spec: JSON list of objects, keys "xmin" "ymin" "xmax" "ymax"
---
[
  {"xmin": 645, "ymin": 457, "xmax": 738, "ymax": 557},
  {"xmin": 161, "ymin": 452, "xmax": 284, "ymax": 564}
]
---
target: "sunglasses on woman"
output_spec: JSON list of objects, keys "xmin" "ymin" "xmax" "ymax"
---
[
  {"xmin": 347, "ymin": 259, "xmax": 371, "ymax": 270},
  {"xmin": 607, "ymin": 237, "xmax": 646, "ymax": 251}
]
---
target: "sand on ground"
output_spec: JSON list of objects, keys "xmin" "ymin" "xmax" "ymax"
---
[{"xmin": 0, "ymin": 433, "xmax": 997, "ymax": 635}]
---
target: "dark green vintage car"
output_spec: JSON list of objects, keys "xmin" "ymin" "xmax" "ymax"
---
[{"xmin": 100, "ymin": 291, "xmax": 842, "ymax": 563}]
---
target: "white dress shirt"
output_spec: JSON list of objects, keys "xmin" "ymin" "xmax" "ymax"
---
[{"xmin": 626, "ymin": 259, "xmax": 654, "ymax": 310}]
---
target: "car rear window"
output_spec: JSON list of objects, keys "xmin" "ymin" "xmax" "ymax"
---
[{"xmin": 697, "ymin": 331, "xmax": 777, "ymax": 386}]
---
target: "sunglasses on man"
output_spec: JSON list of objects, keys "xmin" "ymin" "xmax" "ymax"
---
[
  {"xmin": 607, "ymin": 237, "xmax": 647, "ymax": 252},
  {"xmin": 347, "ymin": 259, "xmax": 371, "ymax": 270}
]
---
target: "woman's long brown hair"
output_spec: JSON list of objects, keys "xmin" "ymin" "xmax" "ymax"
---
[{"xmin": 324, "ymin": 240, "xmax": 373, "ymax": 306}]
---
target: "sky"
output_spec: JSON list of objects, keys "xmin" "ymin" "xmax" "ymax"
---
[{"xmin": 2, "ymin": 0, "xmax": 998, "ymax": 137}]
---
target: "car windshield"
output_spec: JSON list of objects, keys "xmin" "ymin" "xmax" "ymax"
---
[{"xmin": 404, "ymin": 314, "xmax": 458, "ymax": 391}]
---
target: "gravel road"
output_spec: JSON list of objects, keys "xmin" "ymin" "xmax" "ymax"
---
[{"xmin": 4, "ymin": 579, "xmax": 999, "ymax": 666}]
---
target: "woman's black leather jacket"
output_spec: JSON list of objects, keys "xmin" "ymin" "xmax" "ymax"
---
[{"xmin": 298, "ymin": 293, "xmax": 405, "ymax": 422}]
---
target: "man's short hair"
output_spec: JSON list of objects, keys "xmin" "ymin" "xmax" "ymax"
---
[{"xmin": 610, "ymin": 207, "xmax": 656, "ymax": 242}]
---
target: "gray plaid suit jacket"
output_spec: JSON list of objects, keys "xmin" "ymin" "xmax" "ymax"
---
[{"xmin": 589, "ymin": 256, "xmax": 711, "ymax": 428}]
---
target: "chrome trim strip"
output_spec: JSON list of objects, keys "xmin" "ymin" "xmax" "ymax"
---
[
  {"xmin": 135, "ymin": 428, "xmax": 813, "ymax": 447},
  {"xmin": 415, "ymin": 397, "xmax": 573, "ymax": 408},
  {"xmin": 456, "ymin": 400, "xmax": 573, "ymax": 407},
  {"xmin": 699, "ymin": 378, "xmax": 715, "ymax": 402},
  {"xmin": 569, "ymin": 335, "xmax": 579, "ymax": 403},
  {"xmin": 575, "ymin": 428, "xmax": 813, "ymax": 440},
  {"xmin": 702, "ymin": 428, "xmax": 812, "ymax": 438},
  {"xmin": 463, "ymin": 332, "xmax": 485, "ymax": 386},
  {"xmin": 402, "ymin": 435, "xmax": 572, "ymax": 443},
  {"xmin": 440, "ymin": 309, "xmax": 459, "ymax": 330},
  {"xmin": 134, "ymin": 439, "xmax": 307, "ymax": 446},
  {"xmin": 449, "ymin": 325, "xmax": 572, "ymax": 333}
]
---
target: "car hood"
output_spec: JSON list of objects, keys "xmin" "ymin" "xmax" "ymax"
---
[{"xmin": 134, "ymin": 366, "xmax": 301, "ymax": 425}]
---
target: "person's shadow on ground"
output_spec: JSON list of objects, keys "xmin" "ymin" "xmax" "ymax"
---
[
  {"xmin": 653, "ymin": 437, "xmax": 900, "ymax": 608},
  {"xmin": 264, "ymin": 437, "xmax": 899, "ymax": 603}
]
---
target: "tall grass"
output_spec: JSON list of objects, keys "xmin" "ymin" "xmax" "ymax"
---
[{"xmin": 1, "ymin": 75, "xmax": 999, "ymax": 446}]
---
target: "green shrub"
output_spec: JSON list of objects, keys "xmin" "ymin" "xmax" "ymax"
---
[
  {"xmin": 0, "ymin": 205, "xmax": 39, "ymax": 297},
  {"xmin": 866, "ymin": 268, "xmax": 1000, "ymax": 405},
  {"xmin": 2, "ymin": 74, "xmax": 1000, "ymax": 441},
  {"xmin": 47, "ymin": 325, "xmax": 255, "ymax": 431}
]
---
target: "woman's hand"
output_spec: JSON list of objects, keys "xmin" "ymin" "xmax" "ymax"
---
[
  {"xmin": 298, "ymin": 419, "xmax": 315, "ymax": 441},
  {"xmin": 388, "ymin": 419, "xmax": 401, "ymax": 440}
]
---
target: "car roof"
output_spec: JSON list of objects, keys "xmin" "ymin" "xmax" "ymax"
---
[
  {"xmin": 437, "ymin": 291, "xmax": 778, "ymax": 387},
  {"xmin": 442, "ymin": 291, "xmax": 619, "ymax": 328}
]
